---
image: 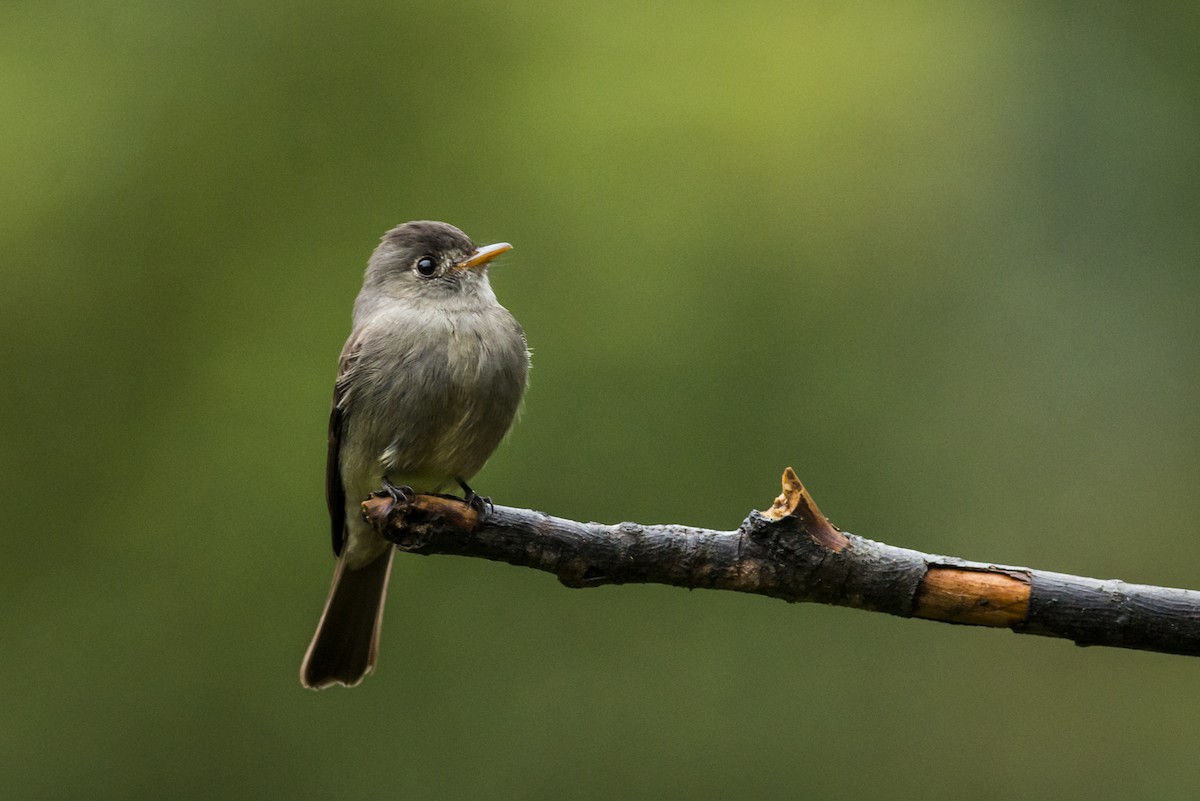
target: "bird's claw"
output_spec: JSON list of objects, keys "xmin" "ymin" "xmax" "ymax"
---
[
  {"xmin": 379, "ymin": 477, "xmax": 415, "ymax": 506},
  {"xmin": 456, "ymin": 478, "xmax": 493, "ymax": 519},
  {"xmin": 463, "ymin": 490, "xmax": 494, "ymax": 520}
]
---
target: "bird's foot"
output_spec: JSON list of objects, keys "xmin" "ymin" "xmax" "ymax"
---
[
  {"xmin": 379, "ymin": 477, "xmax": 416, "ymax": 507},
  {"xmin": 364, "ymin": 478, "xmax": 418, "ymax": 538},
  {"xmin": 457, "ymin": 478, "xmax": 494, "ymax": 520},
  {"xmin": 465, "ymin": 491, "xmax": 494, "ymax": 519}
]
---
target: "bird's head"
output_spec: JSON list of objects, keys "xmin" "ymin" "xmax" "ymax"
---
[{"xmin": 360, "ymin": 220, "xmax": 512, "ymax": 308}]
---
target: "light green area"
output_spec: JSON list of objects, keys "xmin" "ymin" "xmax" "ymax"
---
[{"xmin": 3, "ymin": 2, "xmax": 1199, "ymax": 798}]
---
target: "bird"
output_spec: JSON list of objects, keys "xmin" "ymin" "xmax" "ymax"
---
[{"xmin": 300, "ymin": 220, "xmax": 530, "ymax": 689}]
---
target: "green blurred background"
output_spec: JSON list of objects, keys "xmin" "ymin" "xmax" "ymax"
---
[{"xmin": 4, "ymin": 1, "xmax": 1199, "ymax": 798}]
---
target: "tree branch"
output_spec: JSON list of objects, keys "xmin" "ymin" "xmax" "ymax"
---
[{"xmin": 363, "ymin": 468, "xmax": 1200, "ymax": 657}]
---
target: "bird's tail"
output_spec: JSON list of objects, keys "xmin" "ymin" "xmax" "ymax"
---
[{"xmin": 300, "ymin": 548, "xmax": 394, "ymax": 689}]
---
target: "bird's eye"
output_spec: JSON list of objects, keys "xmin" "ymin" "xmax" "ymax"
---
[{"xmin": 415, "ymin": 256, "xmax": 438, "ymax": 277}]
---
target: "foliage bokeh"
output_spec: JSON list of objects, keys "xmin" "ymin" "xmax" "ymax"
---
[{"xmin": 3, "ymin": 2, "xmax": 1199, "ymax": 798}]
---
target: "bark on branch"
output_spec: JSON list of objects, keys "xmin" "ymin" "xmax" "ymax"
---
[{"xmin": 363, "ymin": 468, "xmax": 1200, "ymax": 657}]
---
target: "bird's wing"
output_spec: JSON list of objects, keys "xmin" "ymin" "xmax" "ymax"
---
[{"xmin": 326, "ymin": 331, "xmax": 365, "ymax": 556}]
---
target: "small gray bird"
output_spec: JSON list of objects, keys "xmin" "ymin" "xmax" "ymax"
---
[{"xmin": 300, "ymin": 220, "xmax": 529, "ymax": 690}]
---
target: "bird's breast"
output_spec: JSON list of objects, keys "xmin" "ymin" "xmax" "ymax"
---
[{"xmin": 350, "ymin": 305, "xmax": 528, "ymax": 486}]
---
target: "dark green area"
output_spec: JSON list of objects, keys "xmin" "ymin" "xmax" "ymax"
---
[{"xmin": 4, "ymin": 2, "xmax": 1199, "ymax": 798}]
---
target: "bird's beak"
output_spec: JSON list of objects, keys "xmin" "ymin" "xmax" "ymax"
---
[{"xmin": 455, "ymin": 242, "xmax": 513, "ymax": 271}]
